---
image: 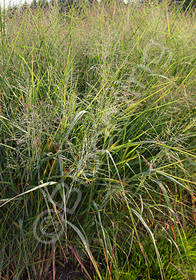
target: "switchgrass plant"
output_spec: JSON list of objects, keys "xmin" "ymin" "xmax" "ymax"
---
[{"xmin": 0, "ymin": 1, "xmax": 196, "ymax": 279}]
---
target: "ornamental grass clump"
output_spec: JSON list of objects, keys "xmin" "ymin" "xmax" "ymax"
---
[{"xmin": 0, "ymin": 1, "xmax": 196, "ymax": 279}]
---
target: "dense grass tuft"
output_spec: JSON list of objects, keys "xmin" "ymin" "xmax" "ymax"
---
[{"xmin": 0, "ymin": 1, "xmax": 196, "ymax": 279}]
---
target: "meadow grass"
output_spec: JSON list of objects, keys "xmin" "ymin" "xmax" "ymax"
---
[{"xmin": 0, "ymin": 1, "xmax": 196, "ymax": 279}]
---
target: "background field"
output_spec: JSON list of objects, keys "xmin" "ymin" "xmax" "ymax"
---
[{"xmin": 0, "ymin": 1, "xmax": 196, "ymax": 279}]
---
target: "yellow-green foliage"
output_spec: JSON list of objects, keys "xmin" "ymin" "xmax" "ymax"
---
[{"xmin": 0, "ymin": 1, "xmax": 196, "ymax": 279}]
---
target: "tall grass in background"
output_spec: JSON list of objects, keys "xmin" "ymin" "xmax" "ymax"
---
[{"xmin": 0, "ymin": 1, "xmax": 196, "ymax": 279}]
